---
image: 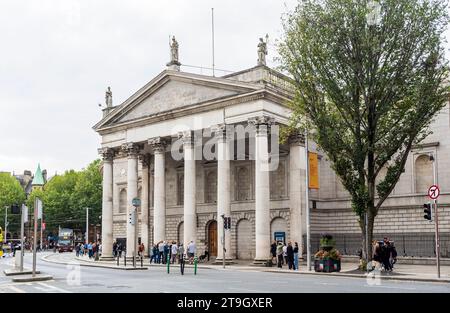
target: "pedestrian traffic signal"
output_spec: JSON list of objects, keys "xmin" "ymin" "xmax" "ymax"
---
[
  {"xmin": 423, "ymin": 203, "xmax": 432, "ymax": 221},
  {"xmin": 10, "ymin": 204, "xmax": 20, "ymax": 214}
]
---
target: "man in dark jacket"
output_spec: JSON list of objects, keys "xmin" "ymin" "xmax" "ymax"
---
[
  {"xmin": 270, "ymin": 240, "xmax": 277, "ymax": 266},
  {"xmin": 287, "ymin": 241, "xmax": 295, "ymax": 270}
]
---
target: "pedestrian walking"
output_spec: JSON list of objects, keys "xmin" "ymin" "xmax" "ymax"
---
[
  {"xmin": 178, "ymin": 244, "xmax": 185, "ymax": 264},
  {"xmin": 287, "ymin": 241, "xmax": 294, "ymax": 270},
  {"xmin": 187, "ymin": 240, "xmax": 196, "ymax": 264},
  {"xmin": 158, "ymin": 241, "xmax": 164, "ymax": 264},
  {"xmin": 293, "ymin": 242, "xmax": 299, "ymax": 271},
  {"xmin": 276, "ymin": 241, "xmax": 284, "ymax": 268},
  {"xmin": 270, "ymin": 240, "xmax": 277, "ymax": 266},
  {"xmin": 282, "ymin": 243, "xmax": 287, "ymax": 265},
  {"xmin": 171, "ymin": 241, "xmax": 178, "ymax": 264}
]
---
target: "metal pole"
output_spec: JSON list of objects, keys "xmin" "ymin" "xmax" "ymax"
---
[
  {"xmin": 32, "ymin": 198, "xmax": 38, "ymax": 277},
  {"xmin": 20, "ymin": 204, "xmax": 24, "ymax": 272},
  {"xmin": 40, "ymin": 218, "xmax": 43, "ymax": 251},
  {"xmin": 4, "ymin": 206, "xmax": 7, "ymax": 244},
  {"xmin": 211, "ymin": 8, "xmax": 215, "ymax": 77},
  {"xmin": 85, "ymin": 208, "xmax": 89, "ymax": 245},
  {"xmin": 431, "ymin": 156, "xmax": 440, "ymax": 278},
  {"xmin": 133, "ymin": 206, "xmax": 137, "ymax": 268},
  {"xmin": 365, "ymin": 212, "xmax": 369, "ymax": 273},
  {"xmin": 305, "ymin": 130, "xmax": 311, "ymax": 271}
]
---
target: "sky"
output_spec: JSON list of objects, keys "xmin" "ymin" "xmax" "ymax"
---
[{"xmin": 0, "ymin": 0, "xmax": 298, "ymax": 175}]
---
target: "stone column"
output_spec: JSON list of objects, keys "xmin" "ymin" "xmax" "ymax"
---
[
  {"xmin": 149, "ymin": 137, "xmax": 166, "ymax": 244},
  {"xmin": 249, "ymin": 116, "xmax": 273, "ymax": 264},
  {"xmin": 181, "ymin": 131, "xmax": 197, "ymax": 247},
  {"xmin": 215, "ymin": 124, "xmax": 232, "ymax": 261},
  {"xmin": 122, "ymin": 142, "xmax": 139, "ymax": 258},
  {"xmin": 289, "ymin": 132, "xmax": 307, "ymax": 255},
  {"xmin": 99, "ymin": 147, "xmax": 114, "ymax": 260},
  {"xmin": 139, "ymin": 154, "xmax": 150, "ymax": 256}
]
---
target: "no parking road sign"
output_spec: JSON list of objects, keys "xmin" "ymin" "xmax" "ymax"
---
[{"xmin": 428, "ymin": 185, "xmax": 440, "ymax": 200}]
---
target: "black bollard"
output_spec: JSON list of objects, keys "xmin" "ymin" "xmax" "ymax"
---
[
  {"xmin": 117, "ymin": 255, "xmax": 119, "ymax": 267},
  {"xmin": 141, "ymin": 255, "xmax": 143, "ymax": 268},
  {"xmin": 124, "ymin": 254, "xmax": 126, "ymax": 267}
]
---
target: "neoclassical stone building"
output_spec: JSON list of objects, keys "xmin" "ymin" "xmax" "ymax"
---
[{"xmin": 94, "ymin": 38, "xmax": 450, "ymax": 261}]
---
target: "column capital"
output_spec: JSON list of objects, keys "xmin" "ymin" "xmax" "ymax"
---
[
  {"xmin": 98, "ymin": 147, "xmax": 114, "ymax": 162},
  {"xmin": 178, "ymin": 130, "xmax": 195, "ymax": 146},
  {"xmin": 248, "ymin": 116, "xmax": 275, "ymax": 135},
  {"xmin": 212, "ymin": 124, "xmax": 232, "ymax": 141},
  {"xmin": 288, "ymin": 131, "xmax": 306, "ymax": 146},
  {"xmin": 138, "ymin": 153, "xmax": 151, "ymax": 168},
  {"xmin": 248, "ymin": 116, "xmax": 275, "ymax": 126},
  {"xmin": 121, "ymin": 142, "xmax": 140, "ymax": 157},
  {"xmin": 148, "ymin": 137, "xmax": 167, "ymax": 153}
]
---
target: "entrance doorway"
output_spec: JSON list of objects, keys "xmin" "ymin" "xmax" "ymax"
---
[{"xmin": 208, "ymin": 221, "xmax": 217, "ymax": 257}]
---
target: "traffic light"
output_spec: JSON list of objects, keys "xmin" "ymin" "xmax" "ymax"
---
[
  {"xmin": 128, "ymin": 211, "xmax": 136, "ymax": 225},
  {"xmin": 224, "ymin": 217, "xmax": 231, "ymax": 230},
  {"xmin": 423, "ymin": 203, "xmax": 432, "ymax": 221},
  {"xmin": 10, "ymin": 204, "xmax": 20, "ymax": 214}
]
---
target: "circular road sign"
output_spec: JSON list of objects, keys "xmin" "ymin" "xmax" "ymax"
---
[{"xmin": 428, "ymin": 185, "xmax": 440, "ymax": 200}]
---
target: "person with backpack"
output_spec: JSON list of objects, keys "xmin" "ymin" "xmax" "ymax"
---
[{"xmin": 276, "ymin": 241, "xmax": 284, "ymax": 268}]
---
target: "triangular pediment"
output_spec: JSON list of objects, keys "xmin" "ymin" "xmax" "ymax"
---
[{"xmin": 96, "ymin": 71, "xmax": 259, "ymax": 129}]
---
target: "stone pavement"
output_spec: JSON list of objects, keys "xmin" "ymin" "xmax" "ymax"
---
[{"xmin": 41, "ymin": 253, "xmax": 450, "ymax": 283}]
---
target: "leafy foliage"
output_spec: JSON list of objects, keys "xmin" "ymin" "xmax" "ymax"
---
[
  {"xmin": 279, "ymin": 0, "xmax": 450, "ymax": 258},
  {"xmin": 0, "ymin": 172, "xmax": 26, "ymax": 235},
  {"xmin": 27, "ymin": 160, "xmax": 102, "ymax": 233}
]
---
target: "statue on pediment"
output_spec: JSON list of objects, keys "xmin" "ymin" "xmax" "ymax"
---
[
  {"xmin": 170, "ymin": 36, "xmax": 179, "ymax": 64},
  {"xmin": 105, "ymin": 86, "xmax": 112, "ymax": 107},
  {"xmin": 257, "ymin": 35, "xmax": 268, "ymax": 65}
]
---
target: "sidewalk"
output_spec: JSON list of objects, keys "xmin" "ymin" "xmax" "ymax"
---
[{"xmin": 41, "ymin": 252, "xmax": 450, "ymax": 283}]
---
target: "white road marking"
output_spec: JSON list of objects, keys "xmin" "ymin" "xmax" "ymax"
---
[
  {"xmin": 37, "ymin": 282, "xmax": 72, "ymax": 293},
  {"xmin": 364, "ymin": 284, "xmax": 417, "ymax": 290},
  {"xmin": 7, "ymin": 286, "xmax": 26, "ymax": 293}
]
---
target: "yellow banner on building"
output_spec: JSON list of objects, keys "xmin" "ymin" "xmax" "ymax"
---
[{"xmin": 308, "ymin": 152, "xmax": 319, "ymax": 189}]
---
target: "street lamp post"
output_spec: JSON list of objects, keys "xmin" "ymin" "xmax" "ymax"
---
[
  {"xmin": 132, "ymin": 198, "xmax": 140, "ymax": 268},
  {"xmin": 85, "ymin": 208, "xmax": 90, "ymax": 245},
  {"xmin": 305, "ymin": 129, "xmax": 311, "ymax": 271}
]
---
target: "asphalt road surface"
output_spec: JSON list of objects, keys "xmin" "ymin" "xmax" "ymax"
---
[{"xmin": 0, "ymin": 252, "xmax": 449, "ymax": 293}]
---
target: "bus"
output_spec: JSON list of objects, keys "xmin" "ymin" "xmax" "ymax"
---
[{"xmin": 57, "ymin": 228, "xmax": 74, "ymax": 253}]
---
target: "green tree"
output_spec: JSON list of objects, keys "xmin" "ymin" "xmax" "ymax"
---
[
  {"xmin": 0, "ymin": 172, "xmax": 26, "ymax": 236},
  {"xmin": 72, "ymin": 159, "xmax": 102, "ymax": 226},
  {"xmin": 279, "ymin": 0, "xmax": 449, "ymax": 260}
]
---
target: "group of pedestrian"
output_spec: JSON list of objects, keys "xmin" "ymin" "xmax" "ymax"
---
[
  {"xmin": 149, "ymin": 240, "xmax": 197, "ymax": 265},
  {"xmin": 372, "ymin": 237, "xmax": 397, "ymax": 272},
  {"xmin": 75, "ymin": 241, "xmax": 101, "ymax": 259},
  {"xmin": 113, "ymin": 241, "xmax": 124, "ymax": 258},
  {"xmin": 271, "ymin": 240, "xmax": 299, "ymax": 270}
]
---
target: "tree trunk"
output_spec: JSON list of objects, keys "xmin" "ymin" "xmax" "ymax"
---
[{"xmin": 359, "ymin": 211, "xmax": 375, "ymax": 263}]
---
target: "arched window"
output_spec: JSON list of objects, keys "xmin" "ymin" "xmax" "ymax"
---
[
  {"xmin": 119, "ymin": 188, "xmax": 127, "ymax": 213},
  {"xmin": 205, "ymin": 170, "xmax": 217, "ymax": 203},
  {"xmin": 415, "ymin": 155, "xmax": 433, "ymax": 193},
  {"xmin": 177, "ymin": 173, "xmax": 184, "ymax": 205},
  {"xmin": 236, "ymin": 166, "xmax": 250, "ymax": 201},
  {"xmin": 270, "ymin": 163, "xmax": 286, "ymax": 199}
]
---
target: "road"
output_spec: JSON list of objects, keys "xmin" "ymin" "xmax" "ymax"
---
[{"xmin": 0, "ymin": 252, "xmax": 449, "ymax": 293}]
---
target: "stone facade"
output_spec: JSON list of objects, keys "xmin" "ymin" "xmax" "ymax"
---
[{"xmin": 95, "ymin": 41, "xmax": 450, "ymax": 260}]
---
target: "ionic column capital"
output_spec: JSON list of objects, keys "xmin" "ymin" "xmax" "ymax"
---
[
  {"xmin": 148, "ymin": 137, "xmax": 167, "ymax": 154},
  {"xmin": 98, "ymin": 147, "xmax": 114, "ymax": 162},
  {"xmin": 121, "ymin": 142, "xmax": 140, "ymax": 157}
]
